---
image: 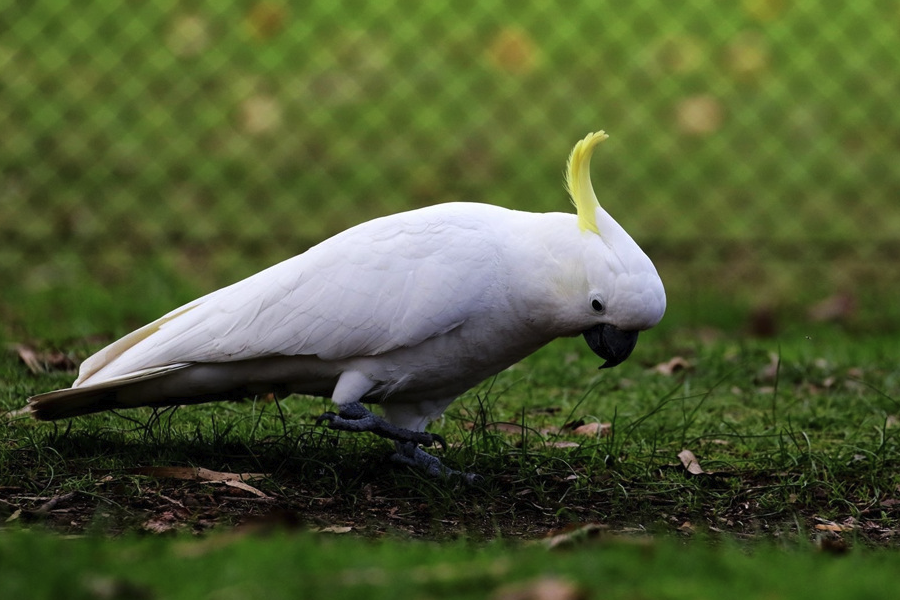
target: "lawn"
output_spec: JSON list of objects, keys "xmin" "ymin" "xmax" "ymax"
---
[
  {"xmin": 2, "ymin": 302, "xmax": 899, "ymax": 596},
  {"xmin": 3, "ymin": 0, "xmax": 900, "ymax": 597}
]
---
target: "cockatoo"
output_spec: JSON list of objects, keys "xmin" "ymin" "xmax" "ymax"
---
[{"xmin": 26, "ymin": 131, "xmax": 665, "ymax": 480}]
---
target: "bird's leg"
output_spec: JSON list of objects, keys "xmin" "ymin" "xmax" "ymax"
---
[
  {"xmin": 391, "ymin": 441, "xmax": 481, "ymax": 484},
  {"xmin": 316, "ymin": 401, "xmax": 445, "ymax": 448}
]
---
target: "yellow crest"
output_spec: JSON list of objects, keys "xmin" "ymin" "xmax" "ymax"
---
[{"xmin": 565, "ymin": 131, "xmax": 608, "ymax": 235}]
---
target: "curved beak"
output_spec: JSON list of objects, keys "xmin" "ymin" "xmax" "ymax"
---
[{"xmin": 582, "ymin": 324, "xmax": 639, "ymax": 370}]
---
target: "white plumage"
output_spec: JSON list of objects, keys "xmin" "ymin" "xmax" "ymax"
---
[{"xmin": 26, "ymin": 131, "xmax": 666, "ymax": 478}]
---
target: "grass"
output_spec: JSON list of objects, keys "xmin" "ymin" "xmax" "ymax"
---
[
  {"xmin": 3, "ymin": 528, "xmax": 900, "ymax": 600},
  {"xmin": 3, "ymin": 254, "xmax": 900, "ymax": 597},
  {"xmin": 3, "ymin": 300, "xmax": 899, "ymax": 543}
]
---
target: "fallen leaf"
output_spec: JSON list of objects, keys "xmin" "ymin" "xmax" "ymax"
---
[
  {"xmin": 678, "ymin": 449, "xmax": 705, "ymax": 475},
  {"xmin": 649, "ymin": 35, "xmax": 704, "ymax": 76},
  {"xmin": 808, "ymin": 292, "xmax": 857, "ymax": 323},
  {"xmin": 127, "ymin": 467, "xmax": 270, "ymax": 495},
  {"xmin": 143, "ymin": 512, "xmax": 181, "ymax": 534},
  {"xmin": 461, "ymin": 421, "xmax": 532, "ymax": 435},
  {"xmin": 725, "ymin": 31, "xmax": 770, "ymax": 82},
  {"xmin": 747, "ymin": 305, "xmax": 778, "ymax": 337},
  {"xmin": 244, "ymin": 1, "xmax": 289, "ymax": 40},
  {"xmin": 82, "ymin": 576, "xmax": 154, "ymax": 600},
  {"xmin": 313, "ymin": 525, "xmax": 352, "ymax": 534},
  {"xmin": 817, "ymin": 536, "xmax": 849, "ymax": 554},
  {"xmin": 546, "ymin": 441, "xmax": 580, "ymax": 449},
  {"xmin": 757, "ymin": 352, "xmax": 780, "ymax": 383},
  {"xmin": 11, "ymin": 344, "xmax": 77, "ymax": 374},
  {"xmin": 195, "ymin": 467, "xmax": 267, "ymax": 483},
  {"xmin": 492, "ymin": 576, "xmax": 586, "ymax": 600},
  {"xmin": 675, "ymin": 94, "xmax": 724, "ymax": 136},
  {"xmin": 570, "ymin": 422, "xmax": 611, "ymax": 438},
  {"xmin": 815, "ymin": 523, "xmax": 849, "ymax": 532},
  {"xmin": 238, "ymin": 94, "xmax": 283, "ymax": 136},
  {"xmin": 814, "ymin": 517, "xmax": 855, "ymax": 532},
  {"xmin": 743, "ymin": 0, "xmax": 787, "ymax": 23},
  {"xmin": 652, "ymin": 356, "xmax": 692, "ymax": 375},
  {"xmin": 485, "ymin": 27, "xmax": 540, "ymax": 75},
  {"xmin": 165, "ymin": 13, "xmax": 210, "ymax": 58},
  {"xmin": 128, "ymin": 466, "xmax": 267, "ymax": 482},
  {"xmin": 223, "ymin": 479, "xmax": 269, "ymax": 498},
  {"xmin": 542, "ymin": 523, "xmax": 607, "ymax": 549}
]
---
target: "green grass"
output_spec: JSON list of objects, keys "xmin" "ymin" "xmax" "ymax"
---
[
  {"xmin": 3, "ymin": 267, "xmax": 900, "ymax": 599},
  {"xmin": 3, "ymin": 306, "xmax": 899, "ymax": 540},
  {"xmin": 3, "ymin": 528, "xmax": 900, "ymax": 600}
]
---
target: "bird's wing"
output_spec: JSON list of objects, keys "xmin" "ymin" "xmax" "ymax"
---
[{"xmin": 75, "ymin": 206, "xmax": 501, "ymax": 386}]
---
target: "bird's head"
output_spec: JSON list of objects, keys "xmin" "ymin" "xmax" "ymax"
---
[{"xmin": 562, "ymin": 131, "xmax": 666, "ymax": 369}]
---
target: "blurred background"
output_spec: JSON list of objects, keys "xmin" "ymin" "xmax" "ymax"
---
[{"xmin": 2, "ymin": 0, "xmax": 899, "ymax": 340}]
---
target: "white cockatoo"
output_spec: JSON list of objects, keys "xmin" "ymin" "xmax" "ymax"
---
[{"xmin": 26, "ymin": 131, "xmax": 665, "ymax": 480}]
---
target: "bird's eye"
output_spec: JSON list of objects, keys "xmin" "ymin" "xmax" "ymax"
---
[{"xmin": 591, "ymin": 299, "xmax": 604, "ymax": 312}]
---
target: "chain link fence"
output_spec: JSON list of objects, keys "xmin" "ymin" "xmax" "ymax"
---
[{"xmin": 2, "ymin": 1, "xmax": 899, "ymax": 319}]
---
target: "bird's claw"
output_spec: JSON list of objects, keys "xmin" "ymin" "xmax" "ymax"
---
[
  {"xmin": 315, "ymin": 402, "xmax": 442, "ymax": 448},
  {"xmin": 315, "ymin": 403, "xmax": 471, "ymax": 480},
  {"xmin": 391, "ymin": 442, "xmax": 481, "ymax": 485},
  {"xmin": 315, "ymin": 411, "xmax": 338, "ymax": 427}
]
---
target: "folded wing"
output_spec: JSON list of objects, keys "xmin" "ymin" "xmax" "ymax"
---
[{"xmin": 76, "ymin": 207, "xmax": 499, "ymax": 387}]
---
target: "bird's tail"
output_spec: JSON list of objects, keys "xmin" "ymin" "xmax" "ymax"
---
[
  {"xmin": 27, "ymin": 384, "xmax": 130, "ymax": 420},
  {"xmin": 25, "ymin": 365, "xmax": 193, "ymax": 421}
]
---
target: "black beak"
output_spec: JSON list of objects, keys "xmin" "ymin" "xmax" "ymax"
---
[{"xmin": 582, "ymin": 324, "xmax": 639, "ymax": 370}]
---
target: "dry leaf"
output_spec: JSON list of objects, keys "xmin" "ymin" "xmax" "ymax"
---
[
  {"xmin": 165, "ymin": 14, "xmax": 210, "ymax": 58},
  {"xmin": 747, "ymin": 305, "xmax": 778, "ymax": 337},
  {"xmin": 542, "ymin": 523, "xmax": 607, "ymax": 549},
  {"xmin": 223, "ymin": 479, "xmax": 269, "ymax": 498},
  {"xmin": 143, "ymin": 511, "xmax": 181, "ymax": 534},
  {"xmin": 196, "ymin": 467, "xmax": 267, "ymax": 482},
  {"xmin": 675, "ymin": 94, "xmax": 724, "ymax": 136},
  {"xmin": 485, "ymin": 27, "xmax": 540, "ymax": 75},
  {"xmin": 313, "ymin": 525, "xmax": 353, "ymax": 534},
  {"xmin": 130, "ymin": 466, "xmax": 270, "ymax": 498},
  {"xmin": 244, "ymin": 1, "xmax": 289, "ymax": 40},
  {"xmin": 546, "ymin": 441, "xmax": 580, "ymax": 449},
  {"xmin": 570, "ymin": 422, "xmax": 611, "ymax": 438},
  {"xmin": 492, "ymin": 577, "xmax": 586, "ymax": 600},
  {"xmin": 238, "ymin": 94, "xmax": 283, "ymax": 136},
  {"xmin": 743, "ymin": 0, "xmax": 786, "ymax": 22},
  {"xmin": 678, "ymin": 449, "xmax": 705, "ymax": 475},
  {"xmin": 12, "ymin": 344, "xmax": 77, "ymax": 374},
  {"xmin": 757, "ymin": 352, "xmax": 780, "ymax": 383},
  {"xmin": 652, "ymin": 356, "xmax": 692, "ymax": 375},
  {"xmin": 815, "ymin": 523, "xmax": 851, "ymax": 532},
  {"xmin": 808, "ymin": 292, "xmax": 857, "ymax": 323},
  {"xmin": 461, "ymin": 421, "xmax": 530, "ymax": 435},
  {"xmin": 725, "ymin": 31, "xmax": 770, "ymax": 82}
]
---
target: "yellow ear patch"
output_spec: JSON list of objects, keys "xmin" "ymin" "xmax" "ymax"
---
[{"xmin": 565, "ymin": 131, "xmax": 608, "ymax": 235}]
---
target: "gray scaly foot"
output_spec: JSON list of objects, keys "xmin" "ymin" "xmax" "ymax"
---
[
  {"xmin": 316, "ymin": 401, "xmax": 445, "ymax": 448},
  {"xmin": 391, "ymin": 441, "xmax": 482, "ymax": 484}
]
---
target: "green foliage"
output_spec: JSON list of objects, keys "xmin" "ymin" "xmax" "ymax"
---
[{"xmin": 3, "ymin": 0, "xmax": 899, "ymax": 310}]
